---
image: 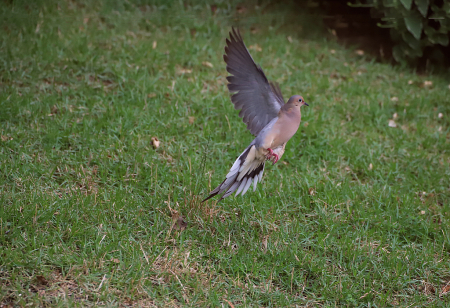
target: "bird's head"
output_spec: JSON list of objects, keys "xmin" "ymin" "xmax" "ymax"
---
[{"xmin": 287, "ymin": 95, "xmax": 308, "ymax": 108}]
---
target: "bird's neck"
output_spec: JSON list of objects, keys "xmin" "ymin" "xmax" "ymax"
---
[{"xmin": 280, "ymin": 105, "xmax": 301, "ymax": 123}]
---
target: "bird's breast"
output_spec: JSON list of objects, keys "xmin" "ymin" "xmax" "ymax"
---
[{"xmin": 270, "ymin": 113, "xmax": 301, "ymax": 148}]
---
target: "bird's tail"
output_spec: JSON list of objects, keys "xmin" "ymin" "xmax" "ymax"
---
[{"xmin": 202, "ymin": 145, "xmax": 265, "ymax": 202}]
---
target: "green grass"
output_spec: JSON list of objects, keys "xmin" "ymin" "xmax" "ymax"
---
[{"xmin": 1, "ymin": 0, "xmax": 450, "ymax": 306}]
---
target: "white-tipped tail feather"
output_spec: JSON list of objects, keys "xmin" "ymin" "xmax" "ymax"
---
[{"xmin": 202, "ymin": 145, "xmax": 265, "ymax": 202}]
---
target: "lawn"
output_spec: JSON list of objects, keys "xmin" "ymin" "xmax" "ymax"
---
[{"xmin": 1, "ymin": 0, "xmax": 450, "ymax": 306}]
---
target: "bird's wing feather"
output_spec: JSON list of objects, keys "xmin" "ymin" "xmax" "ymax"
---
[{"xmin": 224, "ymin": 27, "xmax": 285, "ymax": 136}]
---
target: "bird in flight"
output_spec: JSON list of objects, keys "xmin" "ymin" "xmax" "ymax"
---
[{"xmin": 203, "ymin": 28, "xmax": 309, "ymax": 202}]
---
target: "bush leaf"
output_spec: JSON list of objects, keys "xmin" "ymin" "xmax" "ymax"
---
[
  {"xmin": 430, "ymin": 33, "xmax": 449, "ymax": 46},
  {"xmin": 400, "ymin": 0, "xmax": 413, "ymax": 10},
  {"xmin": 415, "ymin": 0, "xmax": 429, "ymax": 17},
  {"xmin": 404, "ymin": 14, "xmax": 423, "ymax": 39},
  {"xmin": 402, "ymin": 32, "xmax": 421, "ymax": 50}
]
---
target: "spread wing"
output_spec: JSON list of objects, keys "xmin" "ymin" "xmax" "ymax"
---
[{"xmin": 224, "ymin": 27, "xmax": 285, "ymax": 136}]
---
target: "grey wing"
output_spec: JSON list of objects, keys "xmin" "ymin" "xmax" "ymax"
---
[{"xmin": 224, "ymin": 27, "xmax": 285, "ymax": 136}]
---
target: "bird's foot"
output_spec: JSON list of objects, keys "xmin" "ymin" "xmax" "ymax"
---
[
  {"xmin": 271, "ymin": 154, "xmax": 279, "ymax": 165},
  {"xmin": 266, "ymin": 148, "xmax": 279, "ymax": 165}
]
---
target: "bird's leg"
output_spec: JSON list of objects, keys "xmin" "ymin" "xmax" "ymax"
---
[{"xmin": 265, "ymin": 148, "xmax": 279, "ymax": 165}]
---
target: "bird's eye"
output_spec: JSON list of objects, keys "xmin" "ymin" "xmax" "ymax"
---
[{"xmin": 298, "ymin": 98, "xmax": 302, "ymax": 102}]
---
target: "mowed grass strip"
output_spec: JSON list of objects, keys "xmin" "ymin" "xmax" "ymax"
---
[{"xmin": 1, "ymin": 0, "xmax": 450, "ymax": 306}]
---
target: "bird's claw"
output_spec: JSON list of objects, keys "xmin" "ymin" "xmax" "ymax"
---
[{"xmin": 266, "ymin": 148, "xmax": 279, "ymax": 165}]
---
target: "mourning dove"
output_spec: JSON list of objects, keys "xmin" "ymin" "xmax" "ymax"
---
[{"xmin": 203, "ymin": 28, "xmax": 308, "ymax": 202}]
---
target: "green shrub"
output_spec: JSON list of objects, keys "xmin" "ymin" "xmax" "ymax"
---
[{"xmin": 351, "ymin": 0, "xmax": 450, "ymax": 63}]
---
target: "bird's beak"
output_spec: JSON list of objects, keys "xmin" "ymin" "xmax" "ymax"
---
[{"xmin": 304, "ymin": 103, "xmax": 309, "ymax": 106}]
